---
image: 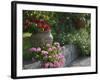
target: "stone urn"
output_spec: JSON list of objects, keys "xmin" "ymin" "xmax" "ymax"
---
[{"xmin": 30, "ymin": 30, "xmax": 53, "ymax": 47}]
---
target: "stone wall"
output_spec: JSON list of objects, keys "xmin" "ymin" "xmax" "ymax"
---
[{"xmin": 62, "ymin": 44, "xmax": 80, "ymax": 67}]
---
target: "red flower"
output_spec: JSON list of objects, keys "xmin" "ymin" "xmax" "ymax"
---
[
  {"xmin": 33, "ymin": 20, "xmax": 40, "ymax": 23},
  {"xmin": 43, "ymin": 24, "xmax": 50, "ymax": 31},
  {"xmin": 33, "ymin": 19, "xmax": 51, "ymax": 31}
]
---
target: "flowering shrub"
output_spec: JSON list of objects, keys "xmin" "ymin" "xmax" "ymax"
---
[
  {"xmin": 29, "ymin": 42, "xmax": 65, "ymax": 68},
  {"xmin": 64, "ymin": 28, "xmax": 90, "ymax": 56},
  {"xmin": 24, "ymin": 19, "xmax": 51, "ymax": 33}
]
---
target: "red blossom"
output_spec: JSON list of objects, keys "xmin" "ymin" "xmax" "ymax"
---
[
  {"xmin": 33, "ymin": 19, "xmax": 51, "ymax": 32},
  {"xmin": 43, "ymin": 24, "xmax": 50, "ymax": 31},
  {"xmin": 24, "ymin": 19, "xmax": 51, "ymax": 32},
  {"xmin": 32, "ymin": 20, "xmax": 40, "ymax": 23}
]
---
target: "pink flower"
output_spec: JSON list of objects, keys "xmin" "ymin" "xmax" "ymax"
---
[
  {"xmin": 58, "ymin": 54, "xmax": 64, "ymax": 59},
  {"xmin": 36, "ymin": 47, "xmax": 41, "ymax": 52},
  {"xmin": 49, "ymin": 62, "xmax": 54, "ymax": 68},
  {"xmin": 29, "ymin": 47, "xmax": 37, "ymax": 52},
  {"xmin": 48, "ymin": 48, "xmax": 52, "ymax": 51},
  {"xmin": 59, "ymin": 60, "xmax": 64, "ymax": 67},
  {"xmin": 57, "ymin": 46, "xmax": 62, "ymax": 51},
  {"xmin": 44, "ymin": 55, "xmax": 48, "ymax": 58},
  {"xmin": 53, "ymin": 54, "xmax": 56, "ymax": 58},
  {"xmin": 53, "ymin": 54, "xmax": 58, "ymax": 59},
  {"xmin": 53, "ymin": 61, "xmax": 60, "ymax": 67},
  {"xmin": 52, "ymin": 46, "xmax": 57, "ymax": 50},
  {"xmin": 53, "ymin": 54, "xmax": 61, "ymax": 59},
  {"xmin": 44, "ymin": 62, "xmax": 49, "ymax": 68},
  {"xmin": 54, "ymin": 42, "xmax": 60, "ymax": 47},
  {"xmin": 41, "ymin": 50, "xmax": 48, "ymax": 55}
]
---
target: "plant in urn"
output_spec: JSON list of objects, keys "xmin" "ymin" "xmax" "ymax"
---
[{"xmin": 28, "ymin": 19, "xmax": 53, "ymax": 47}]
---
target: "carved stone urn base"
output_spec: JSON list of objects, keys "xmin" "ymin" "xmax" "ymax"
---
[{"xmin": 30, "ymin": 31, "xmax": 53, "ymax": 48}]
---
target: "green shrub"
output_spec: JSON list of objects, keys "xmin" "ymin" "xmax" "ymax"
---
[{"xmin": 63, "ymin": 28, "xmax": 90, "ymax": 56}]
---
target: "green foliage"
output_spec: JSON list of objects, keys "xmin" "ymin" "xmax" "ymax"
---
[
  {"xmin": 53, "ymin": 27, "xmax": 90, "ymax": 56},
  {"xmin": 28, "ymin": 23, "xmax": 36, "ymax": 33},
  {"xmin": 70, "ymin": 29, "xmax": 90, "ymax": 56}
]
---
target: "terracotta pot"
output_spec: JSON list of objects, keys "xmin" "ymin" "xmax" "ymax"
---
[{"xmin": 30, "ymin": 31, "xmax": 53, "ymax": 47}]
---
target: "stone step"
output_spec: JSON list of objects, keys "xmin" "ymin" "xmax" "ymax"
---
[{"xmin": 62, "ymin": 44, "xmax": 80, "ymax": 67}]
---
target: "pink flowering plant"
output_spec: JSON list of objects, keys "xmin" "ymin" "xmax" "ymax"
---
[{"xmin": 29, "ymin": 42, "xmax": 65, "ymax": 68}]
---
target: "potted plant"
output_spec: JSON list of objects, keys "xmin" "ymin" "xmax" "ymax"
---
[
  {"xmin": 29, "ymin": 42, "xmax": 65, "ymax": 68},
  {"xmin": 24, "ymin": 19, "xmax": 53, "ymax": 47}
]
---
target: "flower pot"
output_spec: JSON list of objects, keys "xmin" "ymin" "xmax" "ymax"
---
[{"xmin": 30, "ymin": 31, "xmax": 53, "ymax": 47}]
